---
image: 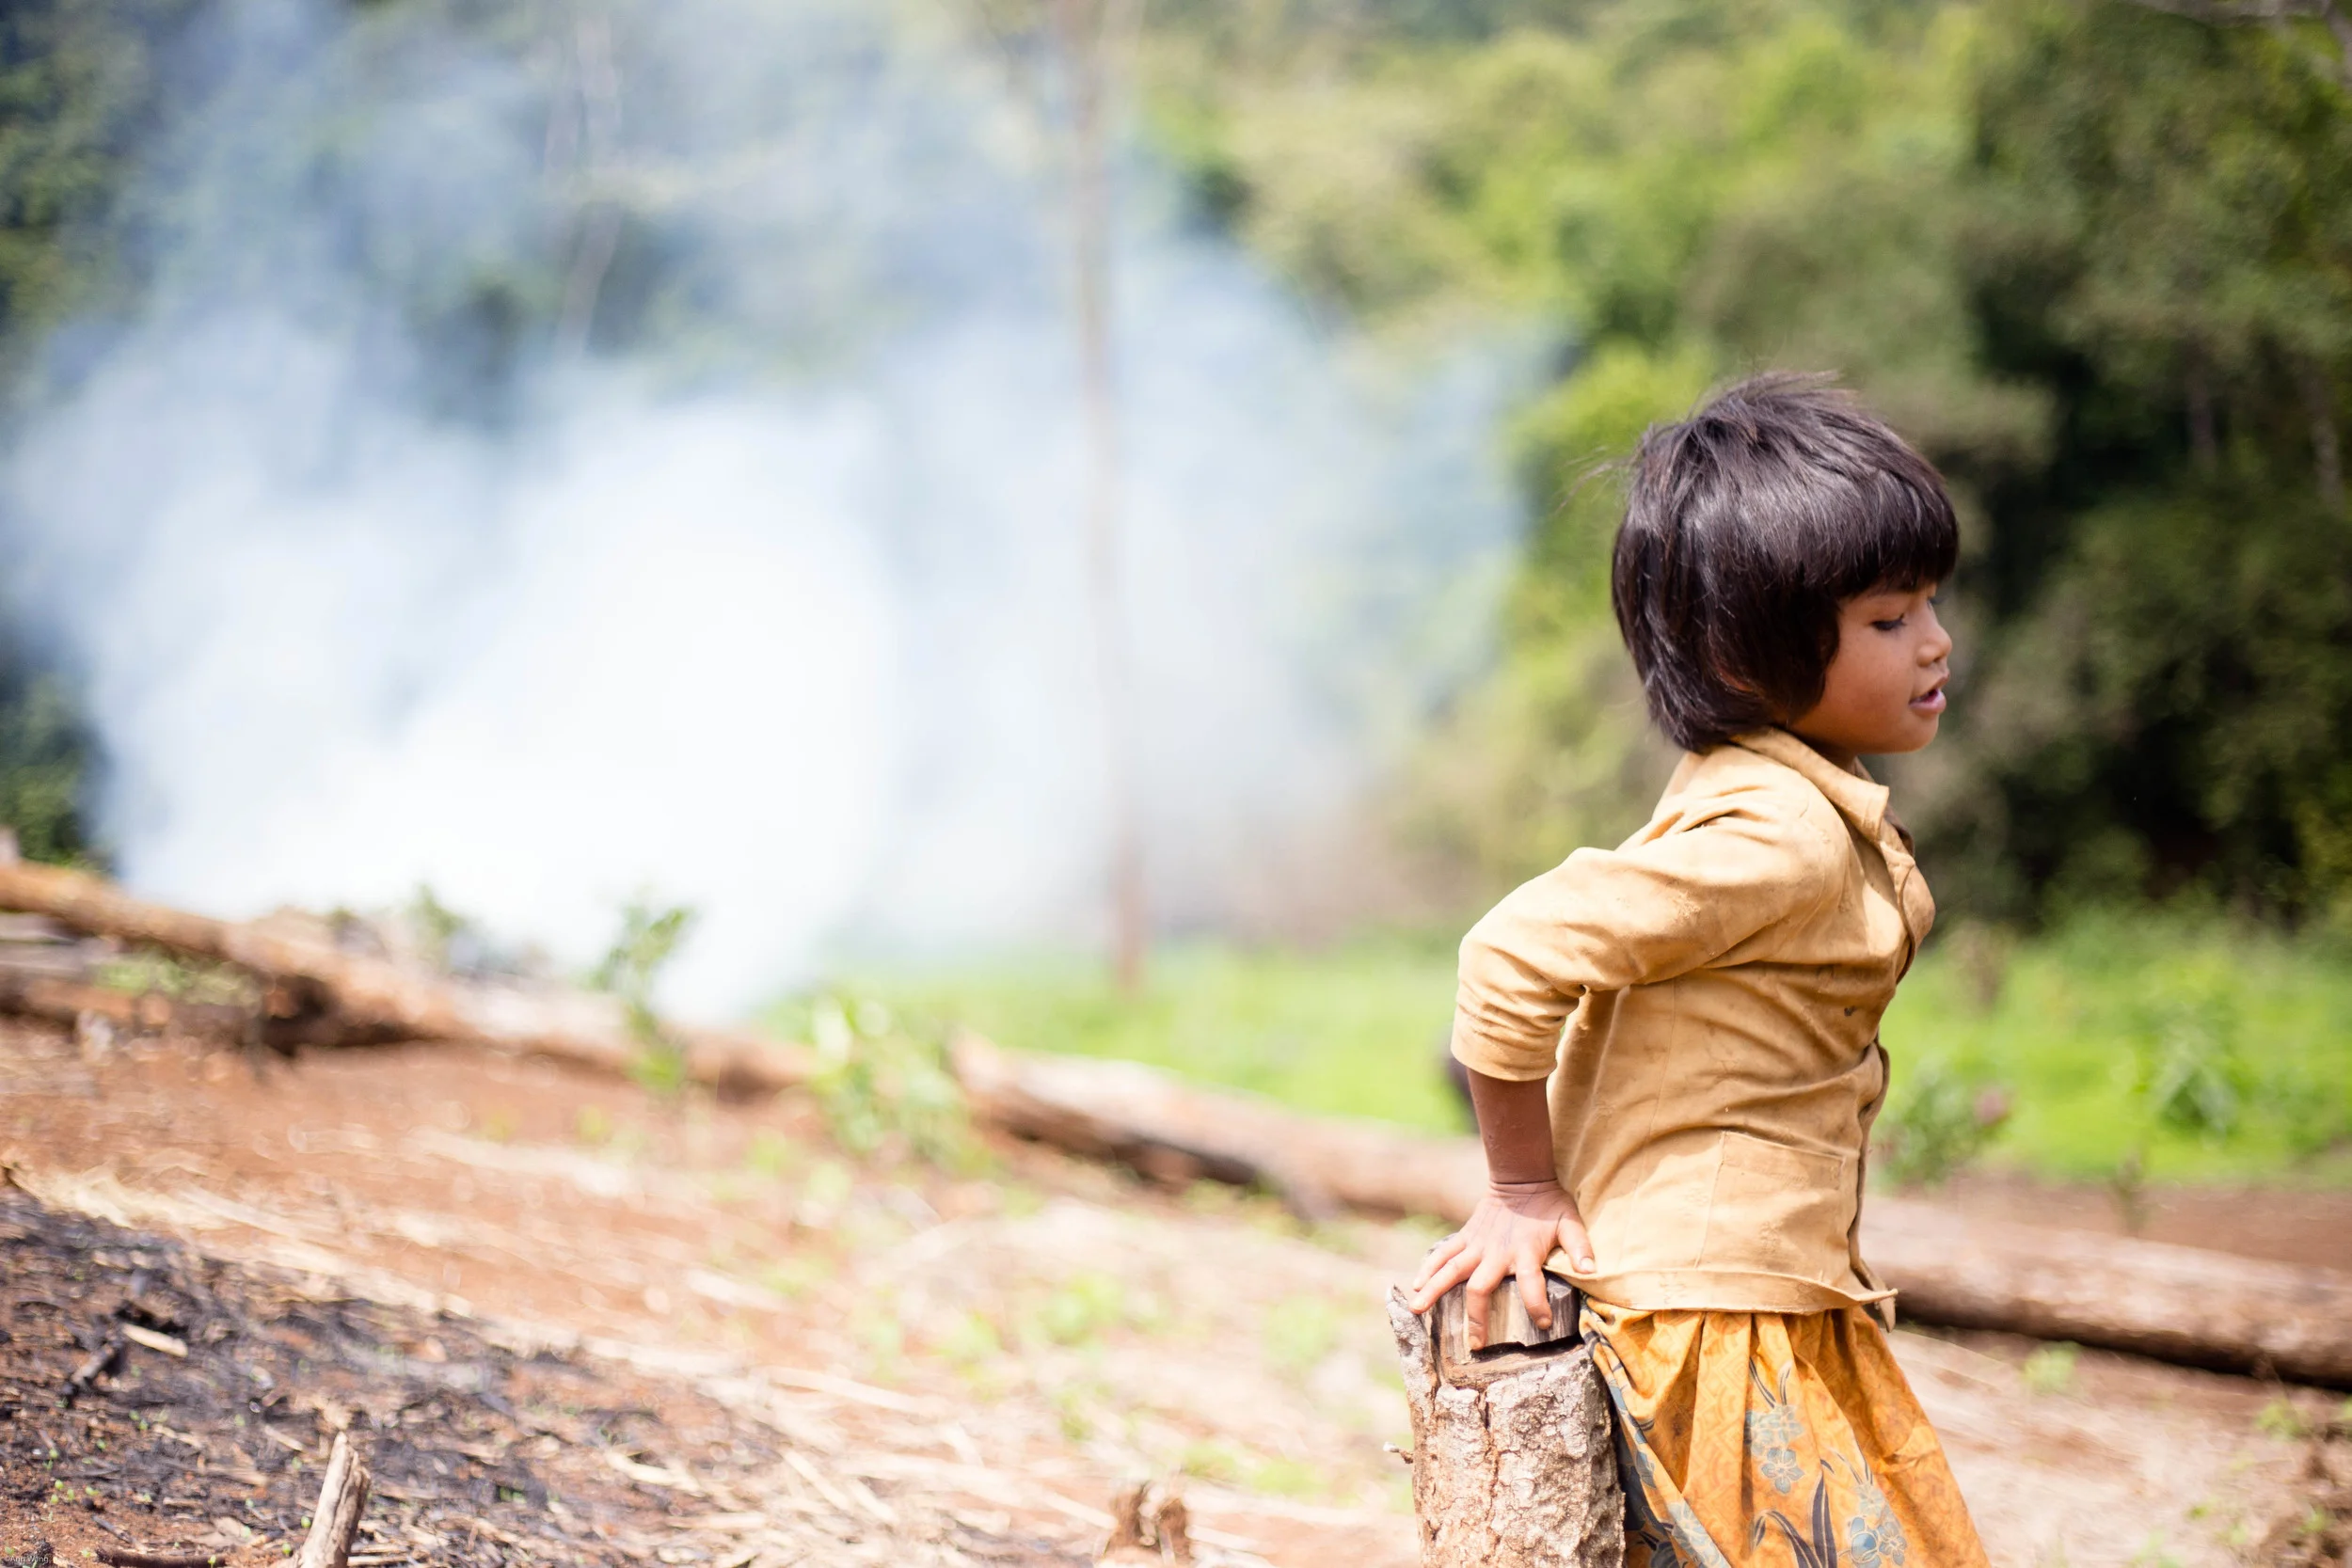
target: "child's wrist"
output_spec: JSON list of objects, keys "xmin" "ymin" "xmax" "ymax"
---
[{"xmin": 1487, "ymin": 1175, "xmax": 1565, "ymax": 1197}]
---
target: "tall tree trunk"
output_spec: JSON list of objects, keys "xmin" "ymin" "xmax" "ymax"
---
[
  {"xmin": 2301, "ymin": 356, "xmax": 2344, "ymax": 516},
  {"xmin": 556, "ymin": 13, "xmax": 623, "ymax": 356},
  {"xmin": 2185, "ymin": 350, "xmax": 2218, "ymax": 474},
  {"xmin": 1051, "ymin": 0, "xmax": 1146, "ymax": 992}
]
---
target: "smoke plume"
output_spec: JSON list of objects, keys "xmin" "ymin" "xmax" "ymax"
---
[{"xmin": 0, "ymin": 0, "xmax": 1522, "ymax": 1013}]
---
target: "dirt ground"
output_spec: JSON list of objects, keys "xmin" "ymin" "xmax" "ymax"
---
[{"xmin": 3, "ymin": 1018, "xmax": 2347, "ymax": 1568}]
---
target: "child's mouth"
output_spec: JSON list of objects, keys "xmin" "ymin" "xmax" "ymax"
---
[{"xmin": 1910, "ymin": 683, "xmax": 1947, "ymax": 716}]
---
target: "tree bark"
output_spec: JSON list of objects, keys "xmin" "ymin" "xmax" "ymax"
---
[
  {"xmin": 1860, "ymin": 1196, "xmax": 2352, "ymax": 1385},
  {"xmin": 949, "ymin": 1030, "xmax": 1486, "ymax": 1220},
  {"xmin": 1048, "ymin": 0, "xmax": 1146, "ymax": 995},
  {"xmin": 1389, "ymin": 1283, "xmax": 1623, "ymax": 1568}
]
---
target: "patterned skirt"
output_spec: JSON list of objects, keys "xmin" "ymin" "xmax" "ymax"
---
[{"xmin": 1581, "ymin": 1300, "xmax": 1990, "ymax": 1568}]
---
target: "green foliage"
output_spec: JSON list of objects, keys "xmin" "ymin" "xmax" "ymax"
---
[
  {"xmin": 92, "ymin": 946, "xmax": 258, "ymax": 1007},
  {"xmin": 2019, "ymin": 1340, "xmax": 2079, "ymax": 1395},
  {"xmin": 1149, "ymin": 0, "xmax": 2352, "ymax": 921},
  {"xmin": 784, "ymin": 993, "xmax": 970, "ymax": 1166},
  {"xmin": 1874, "ymin": 1055, "xmax": 2006, "ymax": 1188},
  {"xmin": 0, "ymin": 667, "xmax": 93, "ymax": 864},
  {"xmin": 860, "ymin": 914, "xmax": 2352, "ymax": 1187},
  {"xmin": 845, "ymin": 937, "xmax": 1470, "ymax": 1134},
  {"xmin": 591, "ymin": 897, "xmax": 695, "ymax": 1090},
  {"xmin": 0, "ymin": 0, "xmax": 199, "ymax": 382},
  {"xmin": 1883, "ymin": 908, "xmax": 2352, "ymax": 1182}
]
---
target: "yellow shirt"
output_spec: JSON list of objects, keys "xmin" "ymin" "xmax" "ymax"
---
[{"xmin": 1450, "ymin": 726, "xmax": 1933, "ymax": 1314}]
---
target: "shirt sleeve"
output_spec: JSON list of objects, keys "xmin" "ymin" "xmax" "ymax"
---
[{"xmin": 1450, "ymin": 787, "xmax": 1845, "ymax": 1082}]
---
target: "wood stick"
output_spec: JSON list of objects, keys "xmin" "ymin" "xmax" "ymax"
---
[{"xmin": 294, "ymin": 1432, "xmax": 372, "ymax": 1568}]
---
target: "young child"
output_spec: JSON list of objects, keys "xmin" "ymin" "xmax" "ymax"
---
[{"xmin": 1409, "ymin": 376, "xmax": 1987, "ymax": 1565}]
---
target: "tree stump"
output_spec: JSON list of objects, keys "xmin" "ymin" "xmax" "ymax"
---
[{"xmin": 1387, "ymin": 1280, "xmax": 1623, "ymax": 1568}]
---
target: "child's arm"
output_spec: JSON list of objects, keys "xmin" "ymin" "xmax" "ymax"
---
[
  {"xmin": 1409, "ymin": 791, "xmax": 1841, "ymax": 1347},
  {"xmin": 1406, "ymin": 1068, "xmax": 1593, "ymax": 1348}
]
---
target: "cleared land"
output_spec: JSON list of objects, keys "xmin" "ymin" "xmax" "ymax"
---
[{"xmin": 2, "ymin": 1020, "xmax": 2347, "ymax": 1567}]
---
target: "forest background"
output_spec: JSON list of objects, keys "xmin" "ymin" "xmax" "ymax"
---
[{"xmin": 3, "ymin": 0, "xmax": 2350, "ymax": 1193}]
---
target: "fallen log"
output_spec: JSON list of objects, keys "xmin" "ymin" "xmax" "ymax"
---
[
  {"xmin": 950, "ymin": 1037, "xmax": 2352, "ymax": 1387},
  {"xmin": 0, "ymin": 860, "xmax": 812, "ymax": 1090},
  {"xmin": 8, "ymin": 860, "xmax": 2348, "ymax": 1386},
  {"xmin": 1862, "ymin": 1196, "xmax": 2352, "ymax": 1386},
  {"xmin": 948, "ymin": 1031, "xmax": 1486, "ymax": 1221}
]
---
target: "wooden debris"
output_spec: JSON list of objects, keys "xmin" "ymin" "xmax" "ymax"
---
[
  {"xmin": 956, "ymin": 1037, "xmax": 2352, "ymax": 1389},
  {"xmin": 1387, "ymin": 1283, "xmax": 1621, "ymax": 1568},
  {"xmin": 1863, "ymin": 1196, "xmax": 2352, "ymax": 1386},
  {"xmin": 1097, "ymin": 1479, "xmax": 1192, "ymax": 1565},
  {"xmin": 950, "ymin": 1030, "xmax": 1485, "ymax": 1221},
  {"xmin": 92, "ymin": 1549, "xmax": 226, "ymax": 1568},
  {"xmin": 294, "ymin": 1432, "xmax": 373, "ymax": 1568},
  {"xmin": 0, "ymin": 860, "xmax": 811, "ymax": 1090},
  {"xmin": 12, "ymin": 861, "xmax": 2352, "ymax": 1386}
]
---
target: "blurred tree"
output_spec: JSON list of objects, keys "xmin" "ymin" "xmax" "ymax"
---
[
  {"xmin": 1145, "ymin": 0, "xmax": 2352, "ymax": 928},
  {"xmin": 1931, "ymin": 0, "xmax": 2352, "ymax": 923},
  {"xmin": 0, "ymin": 0, "xmax": 199, "ymax": 863}
]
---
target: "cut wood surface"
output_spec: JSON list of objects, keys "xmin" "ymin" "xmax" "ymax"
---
[
  {"xmin": 1389, "ymin": 1284, "xmax": 1622, "ymax": 1568},
  {"xmin": 0, "ymin": 860, "xmax": 812, "ymax": 1091}
]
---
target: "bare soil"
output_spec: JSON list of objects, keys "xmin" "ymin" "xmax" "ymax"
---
[{"xmin": 3, "ymin": 1018, "xmax": 2347, "ymax": 1567}]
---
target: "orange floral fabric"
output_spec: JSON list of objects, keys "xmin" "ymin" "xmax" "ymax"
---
[{"xmin": 1582, "ymin": 1300, "xmax": 1989, "ymax": 1568}]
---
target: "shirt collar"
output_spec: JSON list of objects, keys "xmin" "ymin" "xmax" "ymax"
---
[{"xmin": 1730, "ymin": 727, "xmax": 1891, "ymax": 843}]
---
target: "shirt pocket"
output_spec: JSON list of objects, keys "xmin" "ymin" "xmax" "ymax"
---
[{"xmin": 1698, "ymin": 1132, "xmax": 1855, "ymax": 1284}]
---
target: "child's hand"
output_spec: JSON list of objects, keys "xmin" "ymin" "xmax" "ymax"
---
[{"xmin": 1406, "ymin": 1180, "xmax": 1596, "ymax": 1350}]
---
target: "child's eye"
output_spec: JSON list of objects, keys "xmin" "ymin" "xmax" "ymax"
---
[{"xmin": 1871, "ymin": 616, "xmax": 1906, "ymax": 632}]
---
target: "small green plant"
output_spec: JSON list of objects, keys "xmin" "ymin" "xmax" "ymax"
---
[
  {"xmin": 1249, "ymin": 1456, "xmax": 1325, "ymax": 1498},
  {"xmin": 93, "ymin": 948, "xmax": 259, "ymax": 1008},
  {"xmin": 2255, "ymin": 1397, "xmax": 2312, "ymax": 1440},
  {"xmin": 2137, "ymin": 987, "xmax": 2249, "ymax": 1138},
  {"xmin": 1179, "ymin": 1439, "xmax": 1242, "ymax": 1482},
  {"xmin": 591, "ymin": 897, "xmax": 696, "ymax": 1093},
  {"xmin": 2019, "ymin": 1341, "xmax": 2078, "ymax": 1395},
  {"xmin": 2106, "ymin": 1149, "xmax": 2149, "ymax": 1233},
  {"xmin": 1031, "ymin": 1272, "xmax": 1125, "ymax": 1348},
  {"xmin": 935, "ymin": 1310, "xmax": 1004, "ymax": 1368},
  {"xmin": 1263, "ymin": 1295, "xmax": 1343, "ymax": 1376},
  {"xmin": 743, "ymin": 1131, "xmax": 794, "ymax": 1178},
  {"xmin": 406, "ymin": 884, "xmax": 468, "ymax": 970},
  {"xmin": 1877, "ymin": 1058, "xmax": 2008, "ymax": 1186},
  {"xmin": 801, "ymin": 994, "xmax": 969, "ymax": 1164},
  {"xmin": 759, "ymin": 1254, "xmax": 833, "ymax": 1299}
]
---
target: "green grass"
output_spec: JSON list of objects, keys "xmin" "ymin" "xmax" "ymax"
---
[
  {"xmin": 818, "ymin": 911, "xmax": 2352, "ymax": 1188},
  {"xmin": 1882, "ymin": 911, "xmax": 2352, "ymax": 1186},
  {"xmin": 824, "ymin": 936, "xmax": 1470, "ymax": 1134}
]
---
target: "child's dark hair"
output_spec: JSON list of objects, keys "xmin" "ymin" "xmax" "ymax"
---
[{"xmin": 1610, "ymin": 374, "xmax": 1958, "ymax": 752}]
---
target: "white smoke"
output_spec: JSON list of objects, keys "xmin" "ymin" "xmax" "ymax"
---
[{"xmin": 0, "ymin": 0, "xmax": 1524, "ymax": 1014}]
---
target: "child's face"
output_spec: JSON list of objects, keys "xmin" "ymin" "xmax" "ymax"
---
[{"xmin": 1788, "ymin": 583, "xmax": 1951, "ymax": 766}]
